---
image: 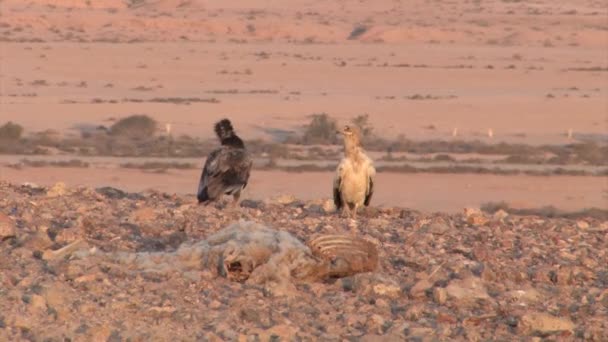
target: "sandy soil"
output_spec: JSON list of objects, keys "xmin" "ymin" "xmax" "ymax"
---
[
  {"xmin": 1, "ymin": 165, "xmax": 605, "ymax": 213},
  {"xmin": 0, "ymin": 0, "xmax": 606, "ymax": 144}
]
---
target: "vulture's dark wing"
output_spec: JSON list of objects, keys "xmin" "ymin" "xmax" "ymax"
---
[
  {"xmin": 197, "ymin": 147, "xmax": 252, "ymax": 203},
  {"xmin": 364, "ymin": 162, "xmax": 375, "ymax": 206},
  {"xmin": 333, "ymin": 165, "xmax": 343, "ymax": 210},
  {"xmin": 364, "ymin": 176, "xmax": 374, "ymax": 206}
]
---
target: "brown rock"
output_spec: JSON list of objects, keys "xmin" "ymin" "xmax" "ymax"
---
[
  {"xmin": 427, "ymin": 221, "xmax": 450, "ymax": 235},
  {"xmin": 344, "ymin": 273, "xmax": 403, "ymax": 299},
  {"xmin": 464, "ymin": 207, "xmax": 489, "ymax": 225},
  {"xmin": 149, "ymin": 306, "xmax": 176, "ymax": 315},
  {"xmin": 445, "ymin": 277, "xmax": 490, "ymax": 303},
  {"xmin": 28, "ymin": 294, "xmax": 47, "ymax": 313},
  {"xmin": 520, "ymin": 313, "xmax": 575, "ymax": 334},
  {"xmin": 359, "ymin": 334, "xmax": 386, "ymax": 342},
  {"xmin": 55, "ymin": 228, "xmax": 80, "ymax": 244},
  {"xmin": 46, "ymin": 182, "xmax": 67, "ymax": 197},
  {"xmin": 408, "ymin": 327, "xmax": 435, "ymax": 339},
  {"xmin": 505, "ymin": 288, "xmax": 541, "ymax": 305},
  {"xmin": 365, "ymin": 314, "xmax": 387, "ymax": 334},
  {"xmin": 410, "ymin": 278, "xmax": 433, "ymax": 298},
  {"xmin": 0, "ymin": 213, "xmax": 16, "ymax": 240},
  {"xmin": 273, "ymin": 194, "xmax": 297, "ymax": 205},
  {"xmin": 129, "ymin": 207, "xmax": 156, "ymax": 223},
  {"xmin": 322, "ymin": 199, "xmax": 335, "ymax": 213},
  {"xmin": 88, "ymin": 325, "xmax": 112, "ymax": 341},
  {"xmin": 493, "ymin": 209, "xmax": 509, "ymax": 220},
  {"xmin": 433, "ymin": 287, "xmax": 448, "ymax": 304},
  {"xmin": 259, "ymin": 324, "xmax": 299, "ymax": 340}
]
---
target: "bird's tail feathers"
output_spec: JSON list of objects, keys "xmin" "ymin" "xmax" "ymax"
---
[{"xmin": 197, "ymin": 187, "xmax": 210, "ymax": 204}]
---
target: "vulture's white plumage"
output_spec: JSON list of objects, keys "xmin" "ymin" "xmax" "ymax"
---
[{"xmin": 333, "ymin": 125, "xmax": 376, "ymax": 218}]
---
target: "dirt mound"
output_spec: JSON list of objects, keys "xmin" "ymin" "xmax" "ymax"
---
[{"xmin": 0, "ymin": 181, "xmax": 606, "ymax": 340}]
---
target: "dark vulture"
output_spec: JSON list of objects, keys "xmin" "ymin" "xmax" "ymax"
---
[{"xmin": 197, "ymin": 119, "xmax": 253, "ymax": 206}]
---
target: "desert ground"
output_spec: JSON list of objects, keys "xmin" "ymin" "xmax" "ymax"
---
[
  {"xmin": 0, "ymin": 0, "xmax": 607, "ymax": 340},
  {"xmin": 0, "ymin": 0, "xmax": 607, "ymax": 214}
]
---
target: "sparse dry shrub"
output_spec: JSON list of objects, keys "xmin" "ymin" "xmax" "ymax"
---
[
  {"xmin": 351, "ymin": 114, "xmax": 374, "ymax": 140},
  {"xmin": 433, "ymin": 154, "xmax": 455, "ymax": 162},
  {"xmin": 568, "ymin": 142, "xmax": 608, "ymax": 165},
  {"xmin": 110, "ymin": 114, "xmax": 157, "ymax": 140},
  {"xmin": 302, "ymin": 113, "xmax": 338, "ymax": 145},
  {"xmin": 547, "ymin": 142, "xmax": 608, "ymax": 165},
  {"xmin": 0, "ymin": 121, "xmax": 24, "ymax": 141},
  {"xmin": 247, "ymin": 140, "xmax": 290, "ymax": 159},
  {"xmin": 348, "ymin": 25, "xmax": 368, "ymax": 40},
  {"xmin": 13, "ymin": 159, "xmax": 90, "ymax": 168},
  {"xmin": 120, "ymin": 161, "xmax": 195, "ymax": 170}
]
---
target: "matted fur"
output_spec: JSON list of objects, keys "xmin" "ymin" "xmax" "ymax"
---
[{"xmin": 98, "ymin": 220, "xmax": 378, "ymax": 296}]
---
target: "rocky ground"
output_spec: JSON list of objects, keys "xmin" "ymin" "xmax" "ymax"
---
[{"xmin": 0, "ymin": 181, "xmax": 607, "ymax": 341}]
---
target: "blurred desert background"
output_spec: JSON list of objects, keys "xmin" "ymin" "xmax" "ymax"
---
[{"xmin": 0, "ymin": 0, "xmax": 606, "ymax": 214}]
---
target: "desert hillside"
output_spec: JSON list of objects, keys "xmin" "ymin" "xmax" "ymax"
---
[{"xmin": 0, "ymin": 182, "xmax": 607, "ymax": 340}]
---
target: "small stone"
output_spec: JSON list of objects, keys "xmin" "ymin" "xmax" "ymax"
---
[
  {"xmin": 464, "ymin": 207, "xmax": 489, "ymax": 225},
  {"xmin": 322, "ymin": 199, "xmax": 336, "ymax": 213},
  {"xmin": 520, "ymin": 312, "xmax": 575, "ymax": 334},
  {"xmin": 240, "ymin": 199, "xmax": 263, "ymax": 209},
  {"xmin": 29, "ymin": 294, "xmax": 47, "ymax": 313},
  {"xmin": 0, "ymin": 213, "xmax": 16, "ymax": 240},
  {"xmin": 464, "ymin": 207, "xmax": 482, "ymax": 218},
  {"xmin": 372, "ymin": 283, "xmax": 402, "ymax": 299},
  {"xmin": 576, "ymin": 221, "xmax": 589, "ymax": 229},
  {"xmin": 273, "ymin": 194, "xmax": 297, "ymax": 205},
  {"xmin": 493, "ymin": 209, "xmax": 509, "ymax": 220},
  {"xmin": 75, "ymin": 273, "xmax": 98, "ymax": 283},
  {"xmin": 433, "ymin": 287, "xmax": 447, "ymax": 304},
  {"xmin": 506, "ymin": 288, "xmax": 541, "ymax": 305},
  {"xmin": 410, "ymin": 278, "xmax": 433, "ymax": 298},
  {"xmin": 209, "ymin": 300, "xmax": 222, "ymax": 309},
  {"xmin": 129, "ymin": 207, "xmax": 156, "ymax": 223},
  {"xmin": 260, "ymin": 324, "xmax": 299, "ymax": 340},
  {"xmin": 55, "ymin": 228, "xmax": 80, "ymax": 244},
  {"xmin": 343, "ymin": 273, "xmax": 403, "ymax": 299},
  {"xmin": 427, "ymin": 222, "xmax": 450, "ymax": 235},
  {"xmin": 445, "ymin": 277, "xmax": 490, "ymax": 303},
  {"xmin": 365, "ymin": 314, "xmax": 386, "ymax": 334},
  {"xmin": 95, "ymin": 186, "xmax": 127, "ymax": 199},
  {"xmin": 148, "ymin": 306, "xmax": 176, "ymax": 315},
  {"xmin": 46, "ymin": 182, "xmax": 67, "ymax": 197}
]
